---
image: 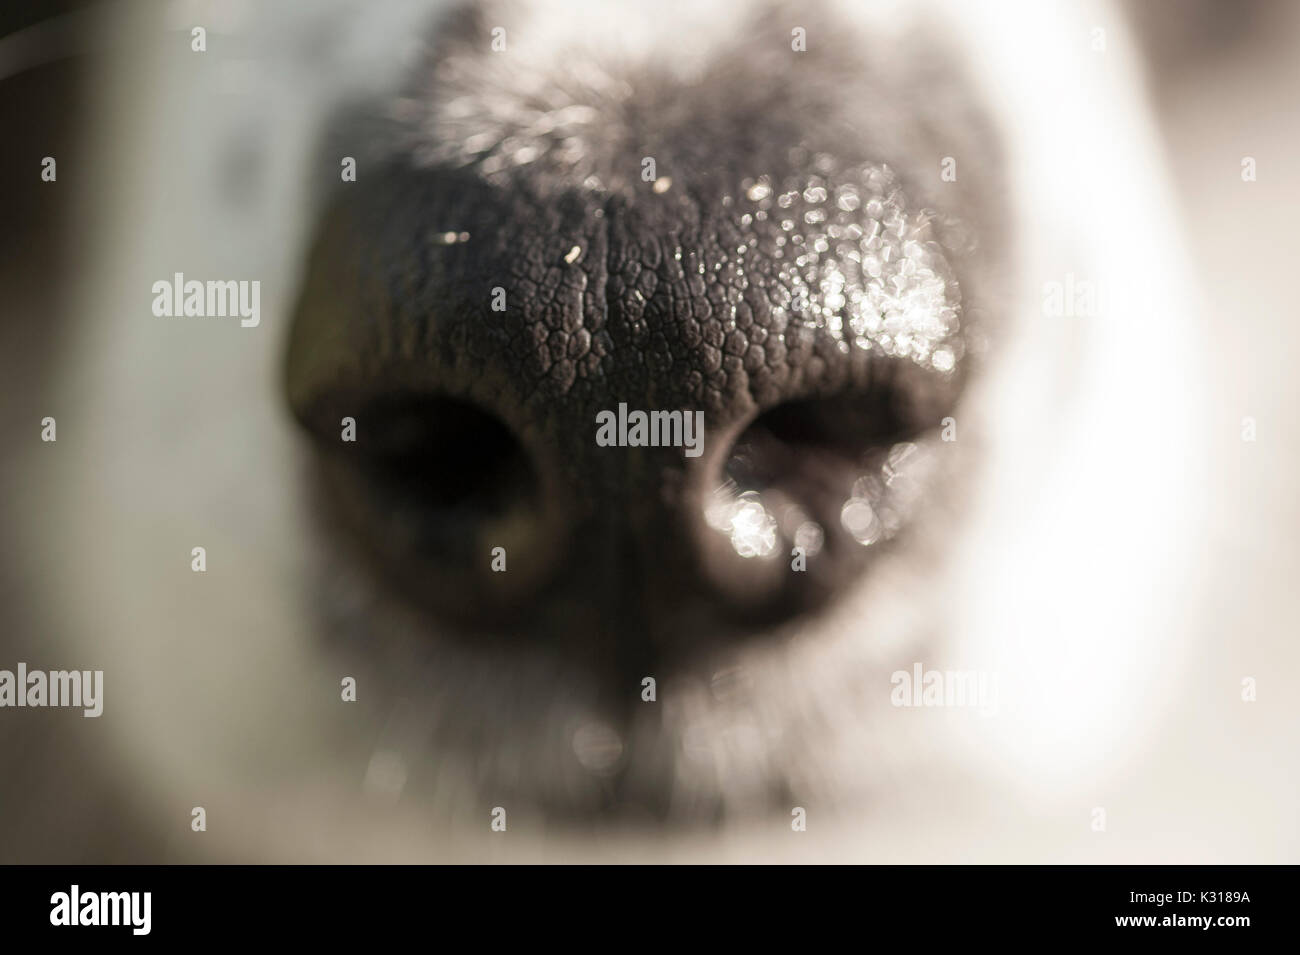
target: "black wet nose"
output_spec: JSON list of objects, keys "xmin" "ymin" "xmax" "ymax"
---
[
  {"xmin": 284, "ymin": 11, "xmax": 979, "ymax": 667},
  {"xmin": 286, "ymin": 164, "xmax": 965, "ymax": 663}
]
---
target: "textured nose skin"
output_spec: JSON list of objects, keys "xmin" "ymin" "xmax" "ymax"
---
[{"xmin": 284, "ymin": 2, "xmax": 1000, "ymax": 669}]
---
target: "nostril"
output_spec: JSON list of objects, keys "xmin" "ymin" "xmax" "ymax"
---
[
  {"xmin": 724, "ymin": 387, "xmax": 918, "ymax": 492},
  {"xmin": 354, "ymin": 394, "xmax": 536, "ymax": 515},
  {"xmin": 302, "ymin": 393, "xmax": 554, "ymax": 629},
  {"xmin": 700, "ymin": 372, "xmax": 953, "ymax": 624}
]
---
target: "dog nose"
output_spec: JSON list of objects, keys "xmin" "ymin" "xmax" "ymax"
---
[
  {"xmin": 282, "ymin": 0, "xmax": 985, "ymax": 667},
  {"xmin": 285, "ymin": 147, "xmax": 969, "ymax": 665}
]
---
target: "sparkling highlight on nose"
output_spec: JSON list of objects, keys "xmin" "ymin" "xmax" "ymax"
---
[
  {"xmin": 706, "ymin": 487, "xmax": 780, "ymax": 559},
  {"xmin": 730, "ymin": 160, "xmax": 966, "ymax": 374}
]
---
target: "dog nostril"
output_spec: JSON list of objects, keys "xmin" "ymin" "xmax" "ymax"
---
[
  {"xmin": 304, "ymin": 393, "xmax": 554, "ymax": 627},
  {"xmin": 701, "ymin": 375, "xmax": 950, "ymax": 623},
  {"xmin": 353, "ymin": 394, "xmax": 535, "ymax": 514},
  {"xmin": 724, "ymin": 386, "xmax": 919, "ymax": 491}
]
